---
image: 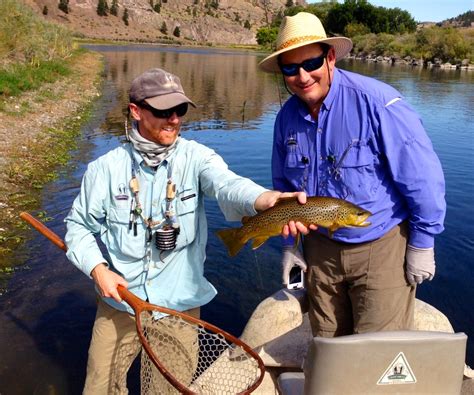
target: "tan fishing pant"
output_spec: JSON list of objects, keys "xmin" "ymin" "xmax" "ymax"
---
[
  {"xmin": 83, "ymin": 298, "xmax": 200, "ymax": 395},
  {"xmin": 303, "ymin": 222, "xmax": 415, "ymax": 337}
]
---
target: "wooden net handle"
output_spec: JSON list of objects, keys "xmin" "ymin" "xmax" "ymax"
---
[
  {"xmin": 19, "ymin": 212, "xmax": 265, "ymax": 394},
  {"xmin": 20, "ymin": 212, "xmax": 67, "ymax": 252}
]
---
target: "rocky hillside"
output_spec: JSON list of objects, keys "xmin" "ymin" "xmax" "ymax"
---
[{"xmin": 25, "ymin": 0, "xmax": 306, "ymax": 45}]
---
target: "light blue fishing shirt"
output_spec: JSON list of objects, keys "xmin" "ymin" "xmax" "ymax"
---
[
  {"xmin": 272, "ymin": 68, "xmax": 445, "ymax": 248},
  {"xmin": 65, "ymin": 138, "xmax": 267, "ymax": 314}
]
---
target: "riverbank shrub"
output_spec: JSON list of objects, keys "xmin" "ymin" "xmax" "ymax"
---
[
  {"xmin": 257, "ymin": 2, "xmax": 473, "ymax": 64},
  {"xmin": 0, "ymin": 60, "xmax": 70, "ymax": 97},
  {"xmin": 0, "ymin": 0, "xmax": 74, "ymax": 68},
  {"xmin": 350, "ymin": 26, "xmax": 473, "ymax": 63}
]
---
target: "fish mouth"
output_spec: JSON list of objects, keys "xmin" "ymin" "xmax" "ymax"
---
[{"xmin": 357, "ymin": 220, "xmax": 371, "ymax": 227}]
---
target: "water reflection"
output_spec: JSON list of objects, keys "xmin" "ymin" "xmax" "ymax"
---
[
  {"xmin": 0, "ymin": 44, "xmax": 472, "ymax": 394},
  {"xmin": 89, "ymin": 44, "xmax": 286, "ymax": 134}
]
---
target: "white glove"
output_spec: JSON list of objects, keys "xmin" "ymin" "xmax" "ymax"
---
[
  {"xmin": 405, "ymin": 245, "xmax": 436, "ymax": 285},
  {"xmin": 281, "ymin": 246, "xmax": 307, "ymax": 285}
]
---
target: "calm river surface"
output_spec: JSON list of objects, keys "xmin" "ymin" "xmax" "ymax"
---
[{"xmin": 0, "ymin": 44, "xmax": 473, "ymax": 394}]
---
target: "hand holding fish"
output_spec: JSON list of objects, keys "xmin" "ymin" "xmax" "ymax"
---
[
  {"xmin": 217, "ymin": 196, "xmax": 372, "ymax": 257},
  {"xmin": 254, "ymin": 190, "xmax": 307, "ymax": 211},
  {"xmin": 254, "ymin": 191, "xmax": 317, "ymax": 237}
]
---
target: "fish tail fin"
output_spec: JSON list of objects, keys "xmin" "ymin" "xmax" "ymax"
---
[{"xmin": 216, "ymin": 228, "xmax": 246, "ymax": 257}]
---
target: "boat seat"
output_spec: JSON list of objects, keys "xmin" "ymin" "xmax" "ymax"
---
[{"xmin": 277, "ymin": 330, "xmax": 467, "ymax": 395}]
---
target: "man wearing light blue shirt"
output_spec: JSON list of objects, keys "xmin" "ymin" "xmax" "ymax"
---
[
  {"xmin": 65, "ymin": 68, "xmax": 306, "ymax": 394},
  {"xmin": 259, "ymin": 13, "xmax": 445, "ymax": 337}
]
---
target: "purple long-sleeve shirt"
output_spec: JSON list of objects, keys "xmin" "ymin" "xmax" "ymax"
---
[{"xmin": 272, "ymin": 68, "xmax": 445, "ymax": 248}]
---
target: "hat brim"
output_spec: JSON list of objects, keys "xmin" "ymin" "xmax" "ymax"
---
[
  {"xmin": 259, "ymin": 37, "xmax": 353, "ymax": 73},
  {"xmin": 145, "ymin": 92, "xmax": 197, "ymax": 110}
]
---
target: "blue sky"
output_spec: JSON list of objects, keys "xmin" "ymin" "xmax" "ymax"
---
[{"xmin": 307, "ymin": 0, "xmax": 473, "ymax": 22}]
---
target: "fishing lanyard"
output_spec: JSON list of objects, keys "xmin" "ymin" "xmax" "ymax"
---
[{"xmin": 129, "ymin": 153, "xmax": 180, "ymax": 255}]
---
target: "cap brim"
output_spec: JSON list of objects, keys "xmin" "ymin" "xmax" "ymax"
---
[
  {"xmin": 259, "ymin": 37, "xmax": 353, "ymax": 73},
  {"xmin": 145, "ymin": 92, "xmax": 196, "ymax": 109}
]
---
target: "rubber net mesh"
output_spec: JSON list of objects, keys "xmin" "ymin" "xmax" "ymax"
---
[{"xmin": 138, "ymin": 310, "xmax": 261, "ymax": 394}]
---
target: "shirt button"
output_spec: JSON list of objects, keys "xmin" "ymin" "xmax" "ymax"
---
[{"xmin": 317, "ymin": 128, "xmax": 322, "ymax": 133}]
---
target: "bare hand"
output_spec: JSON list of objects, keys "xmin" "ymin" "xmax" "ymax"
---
[
  {"xmin": 91, "ymin": 263, "xmax": 128, "ymax": 302},
  {"xmin": 254, "ymin": 190, "xmax": 307, "ymax": 211},
  {"xmin": 282, "ymin": 220, "xmax": 317, "ymax": 238},
  {"xmin": 254, "ymin": 191, "xmax": 317, "ymax": 237}
]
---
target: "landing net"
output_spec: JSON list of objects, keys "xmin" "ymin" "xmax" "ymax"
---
[{"xmin": 138, "ymin": 311, "xmax": 263, "ymax": 394}]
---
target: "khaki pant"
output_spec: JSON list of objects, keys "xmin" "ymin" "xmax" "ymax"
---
[
  {"xmin": 83, "ymin": 298, "xmax": 199, "ymax": 395},
  {"xmin": 303, "ymin": 222, "xmax": 415, "ymax": 337}
]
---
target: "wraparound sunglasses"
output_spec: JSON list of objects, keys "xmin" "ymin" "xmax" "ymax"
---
[
  {"xmin": 278, "ymin": 50, "xmax": 328, "ymax": 77},
  {"xmin": 139, "ymin": 101, "xmax": 188, "ymax": 118}
]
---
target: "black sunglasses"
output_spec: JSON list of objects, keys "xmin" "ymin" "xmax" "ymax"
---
[
  {"xmin": 278, "ymin": 51, "xmax": 327, "ymax": 77},
  {"xmin": 139, "ymin": 101, "xmax": 188, "ymax": 118}
]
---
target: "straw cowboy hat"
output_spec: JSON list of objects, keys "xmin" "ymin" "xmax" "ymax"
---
[{"xmin": 259, "ymin": 12, "xmax": 353, "ymax": 73}]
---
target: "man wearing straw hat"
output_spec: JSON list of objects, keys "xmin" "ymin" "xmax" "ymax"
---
[{"xmin": 259, "ymin": 12, "xmax": 445, "ymax": 337}]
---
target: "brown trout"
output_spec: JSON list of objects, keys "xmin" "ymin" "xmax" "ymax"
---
[{"xmin": 216, "ymin": 196, "xmax": 371, "ymax": 257}]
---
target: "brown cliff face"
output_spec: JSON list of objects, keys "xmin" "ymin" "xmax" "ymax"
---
[{"xmin": 26, "ymin": 0, "xmax": 306, "ymax": 45}]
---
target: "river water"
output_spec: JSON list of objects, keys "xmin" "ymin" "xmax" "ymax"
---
[{"xmin": 0, "ymin": 44, "xmax": 472, "ymax": 394}]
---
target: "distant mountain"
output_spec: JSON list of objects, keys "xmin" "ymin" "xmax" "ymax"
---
[
  {"xmin": 441, "ymin": 10, "xmax": 474, "ymax": 27},
  {"xmin": 25, "ymin": 0, "xmax": 306, "ymax": 45}
]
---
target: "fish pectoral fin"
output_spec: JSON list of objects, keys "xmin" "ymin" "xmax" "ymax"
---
[
  {"xmin": 251, "ymin": 236, "xmax": 270, "ymax": 250},
  {"xmin": 293, "ymin": 233, "xmax": 300, "ymax": 248},
  {"xmin": 327, "ymin": 225, "xmax": 340, "ymax": 239}
]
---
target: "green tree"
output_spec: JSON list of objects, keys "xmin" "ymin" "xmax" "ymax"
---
[
  {"xmin": 154, "ymin": 2, "xmax": 161, "ymax": 13},
  {"xmin": 326, "ymin": 0, "xmax": 416, "ymax": 35},
  {"xmin": 244, "ymin": 19, "xmax": 251, "ymax": 30},
  {"xmin": 344, "ymin": 22, "xmax": 370, "ymax": 38},
  {"xmin": 160, "ymin": 21, "xmax": 168, "ymax": 34},
  {"xmin": 58, "ymin": 0, "xmax": 69, "ymax": 14},
  {"xmin": 173, "ymin": 26, "xmax": 180, "ymax": 37},
  {"xmin": 97, "ymin": 0, "xmax": 108, "ymax": 16},
  {"xmin": 285, "ymin": 0, "xmax": 293, "ymax": 7},
  {"xmin": 415, "ymin": 26, "xmax": 470, "ymax": 62},
  {"xmin": 122, "ymin": 8, "xmax": 129, "ymax": 25},
  {"xmin": 42, "ymin": 5, "xmax": 48, "ymax": 15},
  {"xmin": 110, "ymin": 0, "xmax": 118, "ymax": 16},
  {"xmin": 256, "ymin": 26, "xmax": 278, "ymax": 47}
]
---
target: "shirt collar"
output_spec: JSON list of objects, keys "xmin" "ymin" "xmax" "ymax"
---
[
  {"xmin": 293, "ymin": 68, "xmax": 341, "ymax": 121},
  {"xmin": 323, "ymin": 67, "xmax": 341, "ymax": 111}
]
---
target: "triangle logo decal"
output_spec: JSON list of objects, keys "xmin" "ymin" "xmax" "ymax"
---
[{"xmin": 377, "ymin": 352, "xmax": 417, "ymax": 385}]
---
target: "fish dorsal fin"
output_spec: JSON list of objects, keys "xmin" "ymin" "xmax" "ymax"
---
[
  {"xmin": 251, "ymin": 236, "xmax": 269, "ymax": 250},
  {"xmin": 242, "ymin": 216, "xmax": 251, "ymax": 224}
]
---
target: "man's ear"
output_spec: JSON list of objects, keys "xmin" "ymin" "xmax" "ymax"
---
[
  {"xmin": 129, "ymin": 103, "xmax": 141, "ymax": 121},
  {"xmin": 327, "ymin": 47, "xmax": 337, "ymax": 66}
]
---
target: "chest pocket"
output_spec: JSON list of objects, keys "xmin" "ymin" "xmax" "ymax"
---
[
  {"xmin": 338, "ymin": 144, "xmax": 380, "ymax": 201},
  {"xmin": 175, "ymin": 185, "xmax": 199, "ymax": 249},
  {"xmin": 283, "ymin": 140, "xmax": 309, "ymax": 191},
  {"xmin": 105, "ymin": 205, "xmax": 146, "ymax": 261}
]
